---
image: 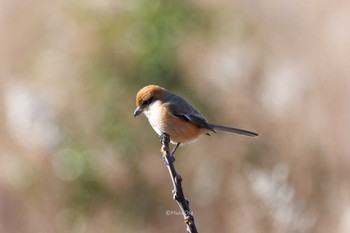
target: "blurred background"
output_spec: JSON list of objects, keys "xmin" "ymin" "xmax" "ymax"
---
[{"xmin": 1, "ymin": 0, "xmax": 350, "ymax": 232}]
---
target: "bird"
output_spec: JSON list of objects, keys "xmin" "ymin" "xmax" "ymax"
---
[{"xmin": 134, "ymin": 85, "xmax": 258, "ymax": 155}]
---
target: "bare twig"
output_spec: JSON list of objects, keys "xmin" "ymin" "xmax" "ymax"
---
[{"xmin": 160, "ymin": 133, "xmax": 198, "ymax": 233}]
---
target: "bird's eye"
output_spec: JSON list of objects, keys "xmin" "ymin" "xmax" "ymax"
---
[{"xmin": 142, "ymin": 98, "xmax": 152, "ymax": 107}]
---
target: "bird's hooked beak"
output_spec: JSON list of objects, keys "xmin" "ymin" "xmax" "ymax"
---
[{"xmin": 133, "ymin": 106, "xmax": 143, "ymax": 117}]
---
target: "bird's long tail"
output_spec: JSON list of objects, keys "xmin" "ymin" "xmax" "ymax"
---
[{"xmin": 208, "ymin": 123, "xmax": 258, "ymax": 137}]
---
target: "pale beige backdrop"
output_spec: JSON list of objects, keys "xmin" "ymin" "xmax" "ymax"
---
[{"xmin": 0, "ymin": 0, "xmax": 349, "ymax": 232}]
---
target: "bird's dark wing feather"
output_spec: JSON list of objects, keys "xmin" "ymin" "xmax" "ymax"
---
[
  {"xmin": 164, "ymin": 96, "xmax": 215, "ymax": 132},
  {"xmin": 175, "ymin": 112, "xmax": 214, "ymax": 131}
]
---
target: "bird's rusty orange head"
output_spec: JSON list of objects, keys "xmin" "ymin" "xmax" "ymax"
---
[{"xmin": 134, "ymin": 85, "xmax": 166, "ymax": 116}]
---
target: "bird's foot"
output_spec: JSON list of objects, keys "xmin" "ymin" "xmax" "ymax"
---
[
  {"xmin": 159, "ymin": 133, "xmax": 170, "ymax": 145},
  {"xmin": 171, "ymin": 143, "xmax": 180, "ymax": 156}
]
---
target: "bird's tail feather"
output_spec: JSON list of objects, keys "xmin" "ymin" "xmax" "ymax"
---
[{"xmin": 208, "ymin": 123, "xmax": 258, "ymax": 137}]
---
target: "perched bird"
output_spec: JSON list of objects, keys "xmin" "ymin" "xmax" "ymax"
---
[{"xmin": 134, "ymin": 85, "xmax": 258, "ymax": 155}]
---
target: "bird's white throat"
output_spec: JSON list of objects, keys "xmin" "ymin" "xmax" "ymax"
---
[{"xmin": 143, "ymin": 100, "xmax": 163, "ymax": 136}]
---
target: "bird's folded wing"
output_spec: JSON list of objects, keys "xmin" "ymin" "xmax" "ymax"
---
[
  {"xmin": 163, "ymin": 95, "xmax": 214, "ymax": 132},
  {"xmin": 167, "ymin": 107, "xmax": 214, "ymax": 132}
]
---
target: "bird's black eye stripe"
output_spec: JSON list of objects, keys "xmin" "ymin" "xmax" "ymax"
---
[{"xmin": 142, "ymin": 97, "xmax": 153, "ymax": 107}]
